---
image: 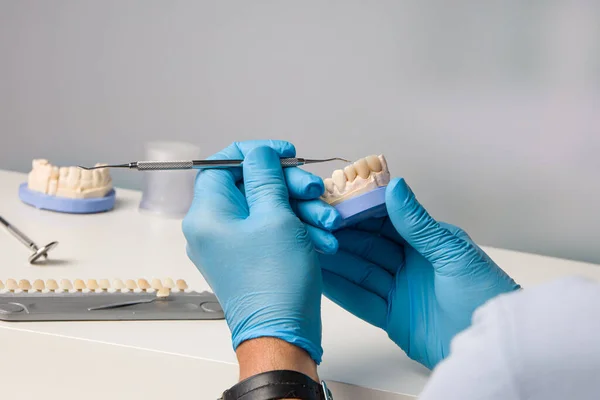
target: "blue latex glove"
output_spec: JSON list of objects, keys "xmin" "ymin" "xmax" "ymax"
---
[
  {"xmin": 182, "ymin": 140, "xmax": 330, "ymax": 363},
  {"xmin": 316, "ymin": 178, "xmax": 521, "ymax": 369}
]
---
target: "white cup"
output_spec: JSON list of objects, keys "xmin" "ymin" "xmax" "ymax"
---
[{"xmin": 138, "ymin": 141, "xmax": 201, "ymax": 218}]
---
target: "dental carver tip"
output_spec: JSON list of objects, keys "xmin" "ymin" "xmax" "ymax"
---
[{"xmin": 78, "ymin": 163, "xmax": 133, "ymax": 170}]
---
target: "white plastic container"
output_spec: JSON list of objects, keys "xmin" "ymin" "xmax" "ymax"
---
[{"xmin": 138, "ymin": 141, "xmax": 201, "ymax": 218}]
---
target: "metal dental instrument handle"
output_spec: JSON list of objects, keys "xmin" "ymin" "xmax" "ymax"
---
[
  {"xmin": 87, "ymin": 298, "xmax": 162, "ymax": 311},
  {"xmin": 0, "ymin": 216, "xmax": 58, "ymax": 264},
  {"xmin": 79, "ymin": 157, "xmax": 350, "ymax": 171}
]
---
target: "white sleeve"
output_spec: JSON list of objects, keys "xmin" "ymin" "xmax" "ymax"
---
[{"xmin": 419, "ymin": 276, "xmax": 600, "ymax": 400}]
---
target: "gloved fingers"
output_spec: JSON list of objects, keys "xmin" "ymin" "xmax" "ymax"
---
[
  {"xmin": 319, "ymin": 251, "xmax": 393, "ymax": 300},
  {"xmin": 385, "ymin": 178, "xmax": 482, "ymax": 276},
  {"xmin": 284, "ymin": 167, "xmax": 325, "ymax": 200},
  {"xmin": 306, "ymin": 225, "xmax": 339, "ymax": 254},
  {"xmin": 240, "ymin": 169, "xmax": 323, "ymax": 201},
  {"xmin": 335, "ymin": 229, "xmax": 405, "ymax": 274},
  {"xmin": 290, "ymin": 199, "xmax": 343, "ymax": 231},
  {"xmin": 190, "ymin": 168, "xmax": 247, "ymax": 219},
  {"xmin": 191, "ymin": 140, "xmax": 296, "ymax": 216},
  {"xmin": 439, "ymin": 222, "xmax": 514, "ymax": 280},
  {"xmin": 243, "ymin": 146, "xmax": 292, "ymax": 214},
  {"xmin": 322, "ymin": 270, "xmax": 388, "ymax": 330},
  {"xmin": 352, "ymin": 217, "xmax": 407, "ymax": 246},
  {"xmin": 206, "ymin": 140, "xmax": 296, "ymax": 182}
]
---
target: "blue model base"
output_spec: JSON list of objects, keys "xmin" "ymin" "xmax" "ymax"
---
[
  {"xmin": 334, "ymin": 186, "xmax": 388, "ymax": 229},
  {"xmin": 19, "ymin": 183, "xmax": 116, "ymax": 214}
]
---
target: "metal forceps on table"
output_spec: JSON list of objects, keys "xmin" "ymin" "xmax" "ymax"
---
[{"xmin": 79, "ymin": 157, "xmax": 350, "ymax": 171}]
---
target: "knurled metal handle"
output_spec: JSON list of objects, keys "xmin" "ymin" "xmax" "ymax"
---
[
  {"xmin": 137, "ymin": 161, "xmax": 194, "ymax": 170},
  {"xmin": 279, "ymin": 158, "xmax": 302, "ymax": 167}
]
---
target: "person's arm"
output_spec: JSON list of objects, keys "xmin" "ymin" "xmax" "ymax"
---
[
  {"xmin": 237, "ymin": 338, "xmax": 319, "ymax": 382},
  {"xmin": 183, "ymin": 141, "xmax": 333, "ymax": 399},
  {"xmin": 419, "ymin": 276, "xmax": 600, "ymax": 400}
]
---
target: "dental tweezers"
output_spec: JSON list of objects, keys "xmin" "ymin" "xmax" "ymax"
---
[{"xmin": 79, "ymin": 158, "xmax": 349, "ymax": 171}]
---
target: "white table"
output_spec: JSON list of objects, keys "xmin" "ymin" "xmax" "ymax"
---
[{"xmin": 1, "ymin": 169, "xmax": 600, "ymax": 399}]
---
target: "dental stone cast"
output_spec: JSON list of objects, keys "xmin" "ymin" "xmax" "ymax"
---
[
  {"xmin": 27, "ymin": 159, "xmax": 112, "ymax": 199},
  {"xmin": 321, "ymin": 155, "xmax": 390, "ymax": 206}
]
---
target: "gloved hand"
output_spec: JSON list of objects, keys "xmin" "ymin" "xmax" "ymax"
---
[
  {"xmin": 317, "ymin": 178, "xmax": 521, "ymax": 369},
  {"xmin": 183, "ymin": 140, "xmax": 331, "ymax": 364}
]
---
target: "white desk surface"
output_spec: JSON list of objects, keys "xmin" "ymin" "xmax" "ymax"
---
[{"xmin": 1, "ymin": 169, "xmax": 600, "ymax": 399}]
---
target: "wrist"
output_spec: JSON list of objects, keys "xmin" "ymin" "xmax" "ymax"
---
[{"xmin": 236, "ymin": 337, "xmax": 319, "ymax": 382}]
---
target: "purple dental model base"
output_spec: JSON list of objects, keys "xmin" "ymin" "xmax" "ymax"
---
[
  {"xmin": 19, "ymin": 183, "xmax": 116, "ymax": 214},
  {"xmin": 334, "ymin": 186, "xmax": 388, "ymax": 229}
]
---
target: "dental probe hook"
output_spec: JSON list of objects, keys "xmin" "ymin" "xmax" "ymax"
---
[
  {"xmin": 0, "ymin": 216, "xmax": 58, "ymax": 264},
  {"xmin": 79, "ymin": 157, "xmax": 350, "ymax": 171}
]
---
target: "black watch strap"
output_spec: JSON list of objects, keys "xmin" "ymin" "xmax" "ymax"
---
[{"xmin": 219, "ymin": 370, "xmax": 333, "ymax": 400}]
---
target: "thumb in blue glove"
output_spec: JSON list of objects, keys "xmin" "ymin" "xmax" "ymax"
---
[
  {"xmin": 319, "ymin": 177, "xmax": 520, "ymax": 369},
  {"xmin": 183, "ymin": 142, "xmax": 324, "ymax": 363}
]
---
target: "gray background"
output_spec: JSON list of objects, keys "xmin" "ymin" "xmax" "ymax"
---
[{"xmin": 1, "ymin": 1, "xmax": 599, "ymax": 264}]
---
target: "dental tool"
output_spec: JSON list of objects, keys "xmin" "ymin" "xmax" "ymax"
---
[
  {"xmin": 79, "ymin": 157, "xmax": 350, "ymax": 171},
  {"xmin": 0, "ymin": 216, "xmax": 58, "ymax": 264}
]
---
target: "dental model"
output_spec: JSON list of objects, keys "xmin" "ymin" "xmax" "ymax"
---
[
  {"xmin": 20, "ymin": 159, "xmax": 117, "ymax": 214},
  {"xmin": 27, "ymin": 159, "xmax": 112, "ymax": 199},
  {"xmin": 322, "ymin": 155, "xmax": 390, "ymax": 205},
  {"xmin": 321, "ymin": 155, "xmax": 391, "ymax": 228}
]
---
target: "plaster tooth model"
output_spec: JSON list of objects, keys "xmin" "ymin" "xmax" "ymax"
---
[
  {"xmin": 27, "ymin": 159, "xmax": 112, "ymax": 199},
  {"xmin": 321, "ymin": 155, "xmax": 390, "ymax": 206}
]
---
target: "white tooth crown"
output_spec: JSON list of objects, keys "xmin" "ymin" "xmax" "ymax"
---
[
  {"xmin": 28, "ymin": 159, "xmax": 112, "ymax": 199},
  {"xmin": 321, "ymin": 154, "xmax": 390, "ymax": 206}
]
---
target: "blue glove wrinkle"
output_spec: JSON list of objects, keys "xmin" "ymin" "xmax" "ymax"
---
[
  {"xmin": 321, "ymin": 269, "xmax": 388, "ymax": 329},
  {"xmin": 334, "ymin": 229, "xmax": 406, "ymax": 274},
  {"xmin": 319, "ymin": 250, "xmax": 393, "ymax": 299}
]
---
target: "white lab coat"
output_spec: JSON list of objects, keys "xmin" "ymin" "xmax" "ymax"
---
[{"xmin": 419, "ymin": 276, "xmax": 600, "ymax": 400}]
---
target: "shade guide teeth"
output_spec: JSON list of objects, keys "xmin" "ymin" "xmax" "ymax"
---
[
  {"xmin": 112, "ymin": 279, "xmax": 125, "ymax": 290},
  {"xmin": 1, "ymin": 278, "xmax": 193, "ymax": 294},
  {"xmin": 86, "ymin": 279, "xmax": 99, "ymax": 291},
  {"xmin": 46, "ymin": 279, "xmax": 59, "ymax": 291},
  {"xmin": 74, "ymin": 279, "xmax": 86, "ymax": 291},
  {"xmin": 176, "ymin": 279, "xmax": 188, "ymax": 291},
  {"xmin": 33, "ymin": 279, "xmax": 45, "ymax": 291},
  {"xmin": 151, "ymin": 278, "xmax": 163, "ymax": 290},
  {"xmin": 6, "ymin": 279, "xmax": 18, "ymax": 291},
  {"xmin": 60, "ymin": 279, "xmax": 73, "ymax": 291},
  {"xmin": 137, "ymin": 279, "xmax": 151, "ymax": 290},
  {"xmin": 163, "ymin": 278, "xmax": 175, "ymax": 289},
  {"xmin": 19, "ymin": 279, "xmax": 32, "ymax": 291}
]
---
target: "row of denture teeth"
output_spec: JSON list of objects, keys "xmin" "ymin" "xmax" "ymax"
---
[{"xmin": 0, "ymin": 278, "xmax": 189, "ymax": 293}]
